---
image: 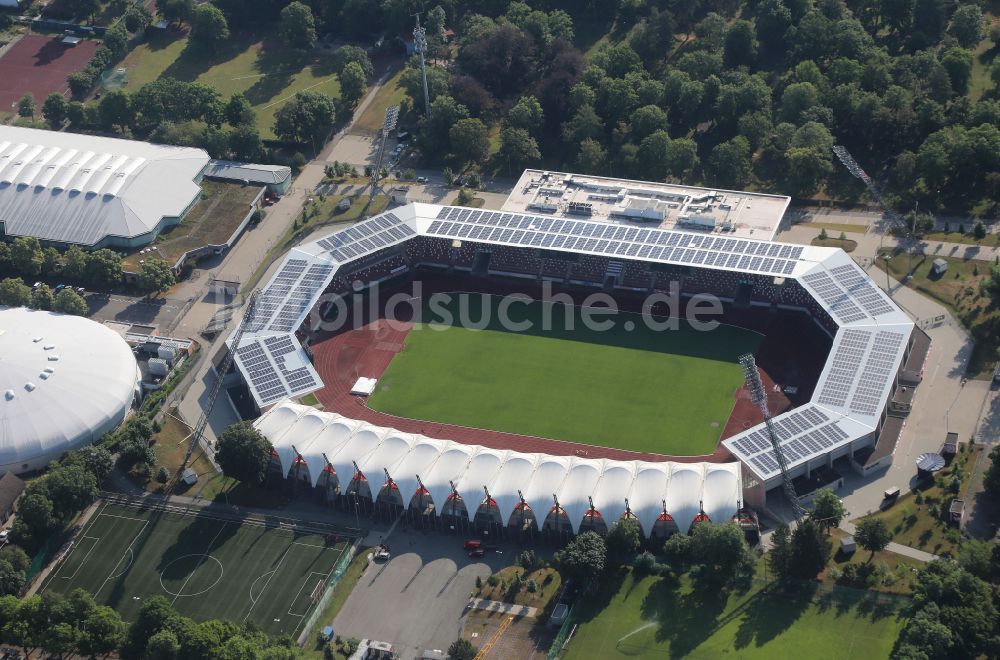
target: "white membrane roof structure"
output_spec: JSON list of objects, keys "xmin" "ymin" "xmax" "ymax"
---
[
  {"xmin": 0, "ymin": 126, "xmax": 208, "ymax": 246},
  {"xmin": 0, "ymin": 307, "xmax": 139, "ymax": 472},
  {"xmin": 234, "ymin": 201, "xmax": 913, "ymax": 484},
  {"xmin": 257, "ymin": 402, "xmax": 742, "ymax": 535}
]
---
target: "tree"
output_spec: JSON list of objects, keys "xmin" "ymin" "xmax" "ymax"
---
[
  {"xmin": 689, "ymin": 522, "xmax": 756, "ymax": 586},
  {"xmin": 630, "ymin": 104, "xmax": 668, "ymax": 140},
  {"xmin": 664, "ymin": 138, "xmax": 699, "ymax": 178},
  {"xmin": 216, "ymin": 422, "xmax": 273, "ymax": 484},
  {"xmin": 0, "ymin": 278, "xmax": 32, "ymax": 308},
  {"xmin": 84, "ymin": 249, "xmax": 123, "ymax": 289},
  {"xmin": 949, "ymin": 4, "xmax": 984, "ymax": 48},
  {"xmin": 339, "ymin": 62, "xmax": 367, "ymax": 108},
  {"xmin": 606, "ymin": 518, "xmax": 641, "ymax": 563},
  {"xmin": 98, "ymin": 89, "xmax": 134, "ymax": 130},
  {"xmin": 11, "ymin": 237, "xmax": 43, "ymax": 277},
  {"xmin": 809, "ymin": 489, "xmax": 846, "ymax": 532},
  {"xmin": 18, "ymin": 94, "xmax": 35, "ymax": 119},
  {"xmin": 724, "ymin": 20, "xmax": 758, "ymax": 67},
  {"xmin": 788, "ymin": 518, "xmax": 830, "ymax": 579},
  {"xmin": 41, "ymin": 248, "xmax": 61, "ymax": 277},
  {"xmin": 43, "ymin": 622, "xmax": 78, "ymax": 658},
  {"xmin": 62, "ymin": 246, "xmax": 88, "ymax": 282},
  {"xmin": 43, "ymin": 93, "xmax": 69, "ymax": 127},
  {"xmin": 498, "ymin": 127, "xmax": 540, "ymax": 169},
  {"xmin": 637, "ymin": 130, "xmax": 672, "ymax": 181},
  {"xmin": 854, "ymin": 518, "xmax": 891, "ymax": 560},
  {"xmin": 138, "ymin": 258, "xmax": 176, "ymax": 295},
  {"xmin": 123, "ymin": 596, "xmax": 177, "ymax": 658},
  {"xmin": 79, "ymin": 606, "xmax": 126, "ymax": 657},
  {"xmin": 555, "ymin": 531, "xmax": 607, "ymax": 581},
  {"xmin": 507, "ymin": 95, "xmax": 544, "ymax": 133},
  {"xmin": 145, "ymin": 628, "xmax": 180, "ymax": 660},
  {"xmin": 449, "ymin": 118, "xmax": 489, "ymax": 165},
  {"xmin": 279, "ymin": 2, "xmax": 317, "ymax": 51},
  {"xmin": 973, "ymin": 221, "xmax": 987, "ymax": 240},
  {"xmin": 46, "ymin": 464, "xmax": 98, "ymax": 519},
  {"xmin": 118, "ymin": 437, "xmax": 155, "ymax": 471},
  {"xmin": 159, "ymin": 0, "xmax": 194, "ymax": 25},
  {"xmin": 447, "ymin": 638, "xmax": 477, "ymax": 660},
  {"xmin": 707, "ymin": 137, "xmax": 752, "ymax": 188},
  {"xmin": 273, "ymin": 91, "xmax": 336, "ymax": 144},
  {"xmin": 575, "ymin": 138, "xmax": 607, "ymax": 174},
  {"xmin": 769, "ymin": 524, "xmax": 793, "ymax": 580},
  {"xmin": 54, "ymin": 289, "xmax": 89, "ymax": 316},
  {"xmin": 230, "ymin": 124, "xmax": 264, "ymax": 161},
  {"xmin": 224, "ymin": 93, "xmax": 255, "ymax": 127},
  {"xmin": 0, "ymin": 560, "xmax": 25, "ymax": 597},
  {"xmin": 31, "ymin": 284, "xmax": 55, "ymax": 311},
  {"xmin": 0, "ymin": 546, "xmax": 29, "ymax": 574},
  {"xmin": 65, "ymin": 445, "xmax": 115, "ymax": 484},
  {"xmin": 983, "ymin": 444, "xmax": 1000, "ymax": 495},
  {"xmin": 190, "ymin": 4, "xmax": 230, "ymax": 52},
  {"xmin": 333, "ymin": 45, "xmax": 374, "ymax": 79},
  {"xmin": 940, "ymin": 47, "xmax": 974, "ymax": 95},
  {"xmin": 18, "ymin": 493, "xmax": 54, "ymax": 536}
]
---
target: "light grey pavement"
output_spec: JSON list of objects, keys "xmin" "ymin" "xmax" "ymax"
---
[
  {"xmin": 331, "ymin": 529, "xmax": 505, "ymax": 660},
  {"xmin": 85, "ymin": 292, "xmax": 186, "ymax": 331}
]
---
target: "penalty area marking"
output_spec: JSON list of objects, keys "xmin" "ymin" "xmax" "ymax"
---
[
  {"xmin": 59, "ymin": 536, "xmax": 101, "ymax": 581},
  {"xmin": 287, "ymin": 572, "xmax": 329, "ymax": 618}
]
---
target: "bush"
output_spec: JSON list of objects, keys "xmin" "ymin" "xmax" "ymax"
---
[
  {"xmin": 291, "ymin": 152, "xmax": 307, "ymax": 169},
  {"xmin": 634, "ymin": 551, "xmax": 657, "ymax": 576},
  {"xmin": 526, "ymin": 579, "xmax": 538, "ymax": 593},
  {"xmin": 487, "ymin": 574, "xmax": 499, "ymax": 587},
  {"xmin": 156, "ymin": 466, "xmax": 170, "ymax": 483},
  {"xmin": 475, "ymin": 575, "xmax": 482, "ymax": 589}
]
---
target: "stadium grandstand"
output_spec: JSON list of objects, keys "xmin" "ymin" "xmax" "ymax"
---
[
  {"xmin": 256, "ymin": 401, "xmax": 743, "ymax": 541},
  {"xmin": 229, "ymin": 200, "xmax": 920, "ymax": 523},
  {"xmin": 0, "ymin": 125, "xmax": 209, "ymax": 249}
]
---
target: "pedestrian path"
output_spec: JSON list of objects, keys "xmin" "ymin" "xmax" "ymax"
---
[{"xmin": 467, "ymin": 598, "xmax": 537, "ymax": 618}]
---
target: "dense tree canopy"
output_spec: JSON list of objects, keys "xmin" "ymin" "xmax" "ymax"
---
[{"xmin": 216, "ymin": 422, "xmax": 274, "ymax": 484}]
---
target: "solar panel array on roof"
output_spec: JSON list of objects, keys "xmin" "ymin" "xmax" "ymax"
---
[
  {"xmin": 249, "ymin": 259, "xmax": 308, "ymax": 332},
  {"xmin": 828, "ymin": 263, "xmax": 895, "ymax": 318},
  {"xmin": 425, "ymin": 206, "xmax": 803, "ymax": 277},
  {"xmin": 727, "ymin": 405, "xmax": 831, "ymax": 458},
  {"xmin": 801, "ymin": 271, "xmax": 867, "ymax": 323},
  {"xmin": 235, "ymin": 340, "xmax": 287, "ymax": 404},
  {"xmin": 850, "ymin": 330, "xmax": 907, "ymax": 415},
  {"xmin": 816, "ymin": 328, "xmax": 873, "ymax": 408},
  {"xmin": 316, "ymin": 211, "xmax": 415, "ymax": 262}
]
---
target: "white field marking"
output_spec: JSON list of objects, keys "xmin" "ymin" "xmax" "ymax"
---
[
  {"xmin": 94, "ymin": 519, "xmax": 148, "ymax": 600},
  {"xmin": 242, "ymin": 548, "xmax": 290, "ymax": 623},
  {"xmin": 44, "ymin": 500, "xmax": 111, "ymax": 586},
  {"xmin": 60, "ymin": 536, "xmax": 101, "ymax": 580},
  {"xmin": 169, "ymin": 521, "xmax": 230, "ymax": 608},
  {"xmin": 248, "ymin": 569, "xmax": 276, "ymax": 604},
  {"xmin": 260, "ymin": 78, "xmax": 332, "ymax": 110},
  {"xmin": 286, "ymin": 571, "xmax": 328, "ymax": 617},
  {"xmin": 97, "ymin": 512, "xmax": 151, "ymax": 523}
]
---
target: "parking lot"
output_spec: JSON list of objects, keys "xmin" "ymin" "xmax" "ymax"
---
[
  {"xmin": 86, "ymin": 292, "xmax": 188, "ymax": 333},
  {"xmin": 332, "ymin": 529, "xmax": 512, "ymax": 660}
]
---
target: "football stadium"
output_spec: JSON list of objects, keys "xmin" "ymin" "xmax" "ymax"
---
[{"xmin": 230, "ymin": 192, "xmax": 926, "ymax": 542}]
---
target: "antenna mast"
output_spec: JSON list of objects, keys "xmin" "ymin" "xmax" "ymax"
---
[{"xmin": 739, "ymin": 353, "xmax": 805, "ymax": 518}]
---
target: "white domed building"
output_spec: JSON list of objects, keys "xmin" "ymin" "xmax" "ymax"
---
[{"xmin": 0, "ymin": 307, "xmax": 140, "ymax": 474}]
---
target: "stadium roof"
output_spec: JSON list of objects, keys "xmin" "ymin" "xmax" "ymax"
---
[
  {"xmin": 0, "ymin": 307, "xmax": 140, "ymax": 472},
  {"xmin": 0, "ymin": 126, "xmax": 208, "ymax": 246},
  {"xmin": 256, "ymin": 401, "xmax": 742, "ymax": 534},
  {"xmin": 232, "ymin": 202, "xmax": 914, "ymax": 483}
]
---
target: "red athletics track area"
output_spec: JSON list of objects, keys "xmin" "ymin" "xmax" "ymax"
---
[
  {"xmin": 308, "ymin": 272, "xmax": 805, "ymax": 464},
  {"xmin": 0, "ymin": 35, "xmax": 98, "ymax": 114}
]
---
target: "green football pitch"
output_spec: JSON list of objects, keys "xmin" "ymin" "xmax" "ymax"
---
[
  {"xmin": 368, "ymin": 295, "xmax": 761, "ymax": 455},
  {"xmin": 39, "ymin": 503, "xmax": 350, "ymax": 636}
]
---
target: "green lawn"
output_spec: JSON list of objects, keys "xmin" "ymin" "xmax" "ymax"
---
[
  {"xmin": 368, "ymin": 295, "xmax": 760, "ymax": 455},
  {"xmin": 119, "ymin": 31, "xmax": 340, "ymax": 139},
  {"xmin": 565, "ymin": 570, "xmax": 907, "ymax": 660},
  {"xmin": 40, "ymin": 503, "xmax": 349, "ymax": 636}
]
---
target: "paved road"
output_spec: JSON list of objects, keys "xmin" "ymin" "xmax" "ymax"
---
[
  {"xmin": 838, "ymin": 520, "xmax": 938, "ymax": 562},
  {"xmin": 86, "ymin": 292, "xmax": 186, "ymax": 330},
  {"xmin": 331, "ymin": 529, "xmax": 506, "ymax": 660}
]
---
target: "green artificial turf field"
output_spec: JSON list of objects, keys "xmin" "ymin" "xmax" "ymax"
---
[
  {"xmin": 564, "ymin": 570, "xmax": 907, "ymax": 659},
  {"xmin": 40, "ymin": 503, "xmax": 350, "ymax": 636},
  {"xmin": 368, "ymin": 294, "xmax": 761, "ymax": 455}
]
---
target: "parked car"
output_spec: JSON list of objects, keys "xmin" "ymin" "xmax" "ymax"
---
[
  {"xmin": 416, "ymin": 176, "xmax": 428, "ymax": 183},
  {"xmin": 76, "ymin": 287, "xmax": 86, "ymax": 295},
  {"xmin": 32, "ymin": 282, "xmax": 42, "ymax": 289},
  {"xmin": 463, "ymin": 539, "xmax": 482, "ymax": 550},
  {"xmin": 468, "ymin": 548, "xmax": 486, "ymax": 558}
]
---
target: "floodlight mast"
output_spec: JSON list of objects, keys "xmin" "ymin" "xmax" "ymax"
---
[
  {"xmin": 413, "ymin": 15, "xmax": 431, "ymax": 118},
  {"xmin": 832, "ymin": 146, "xmax": 914, "ymax": 281},
  {"xmin": 739, "ymin": 353, "xmax": 805, "ymax": 518},
  {"xmin": 178, "ymin": 289, "xmax": 260, "ymax": 481},
  {"xmin": 368, "ymin": 104, "xmax": 400, "ymax": 208}
]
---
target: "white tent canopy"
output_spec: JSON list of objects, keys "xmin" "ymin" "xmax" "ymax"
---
[{"xmin": 256, "ymin": 402, "xmax": 743, "ymax": 535}]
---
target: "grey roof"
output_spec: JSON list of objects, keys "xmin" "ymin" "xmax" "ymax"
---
[
  {"xmin": 205, "ymin": 159, "xmax": 291, "ymax": 185},
  {"xmin": 0, "ymin": 126, "xmax": 208, "ymax": 246}
]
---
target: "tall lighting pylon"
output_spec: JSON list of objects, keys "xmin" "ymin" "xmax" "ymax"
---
[{"xmin": 413, "ymin": 16, "xmax": 431, "ymax": 117}]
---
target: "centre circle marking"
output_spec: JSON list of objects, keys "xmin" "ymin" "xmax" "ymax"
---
[{"xmin": 159, "ymin": 554, "xmax": 224, "ymax": 597}]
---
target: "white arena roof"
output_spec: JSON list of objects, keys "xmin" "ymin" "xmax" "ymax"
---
[
  {"xmin": 256, "ymin": 401, "xmax": 743, "ymax": 534},
  {"xmin": 232, "ymin": 201, "xmax": 914, "ymax": 485},
  {"xmin": 0, "ymin": 126, "xmax": 208, "ymax": 246},
  {"xmin": 0, "ymin": 307, "xmax": 140, "ymax": 473}
]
